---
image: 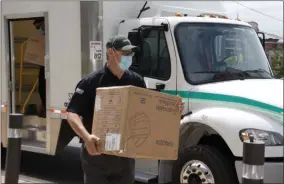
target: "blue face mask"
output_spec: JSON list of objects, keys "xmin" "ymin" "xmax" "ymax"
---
[
  {"xmin": 39, "ymin": 28, "xmax": 45, "ymax": 35},
  {"xmin": 119, "ymin": 56, "xmax": 133, "ymax": 71}
]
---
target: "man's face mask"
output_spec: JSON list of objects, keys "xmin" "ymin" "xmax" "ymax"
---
[
  {"xmin": 112, "ymin": 48, "xmax": 133, "ymax": 71},
  {"xmin": 39, "ymin": 28, "xmax": 45, "ymax": 35},
  {"xmin": 119, "ymin": 55, "xmax": 133, "ymax": 71}
]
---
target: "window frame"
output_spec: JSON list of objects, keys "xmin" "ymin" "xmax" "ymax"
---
[{"xmin": 132, "ymin": 27, "xmax": 172, "ymax": 81}]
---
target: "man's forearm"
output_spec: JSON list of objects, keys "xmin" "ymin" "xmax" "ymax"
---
[{"xmin": 67, "ymin": 112, "xmax": 90, "ymax": 142}]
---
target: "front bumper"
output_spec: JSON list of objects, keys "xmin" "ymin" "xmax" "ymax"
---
[{"xmin": 235, "ymin": 160, "xmax": 283, "ymax": 183}]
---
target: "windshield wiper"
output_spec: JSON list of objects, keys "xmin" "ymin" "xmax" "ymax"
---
[
  {"xmin": 193, "ymin": 71, "xmax": 220, "ymax": 74},
  {"xmin": 193, "ymin": 70, "xmax": 247, "ymax": 80},
  {"xmin": 221, "ymin": 67, "xmax": 272, "ymax": 79},
  {"xmin": 243, "ymin": 69, "xmax": 274, "ymax": 78},
  {"xmin": 193, "ymin": 70, "xmax": 246, "ymax": 77}
]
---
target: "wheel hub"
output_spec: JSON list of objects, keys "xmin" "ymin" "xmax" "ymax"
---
[{"xmin": 180, "ymin": 160, "xmax": 215, "ymax": 184}]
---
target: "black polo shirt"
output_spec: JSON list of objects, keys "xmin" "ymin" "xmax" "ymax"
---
[{"xmin": 66, "ymin": 66, "xmax": 146, "ymax": 135}]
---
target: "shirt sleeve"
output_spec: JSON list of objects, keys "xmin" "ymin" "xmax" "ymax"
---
[{"xmin": 66, "ymin": 78, "xmax": 94, "ymax": 116}]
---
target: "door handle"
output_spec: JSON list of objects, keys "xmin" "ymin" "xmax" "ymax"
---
[{"xmin": 156, "ymin": 83, "xmax": 165, "ymax": 92}]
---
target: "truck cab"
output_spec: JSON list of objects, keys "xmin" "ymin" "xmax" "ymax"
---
[
  {"xmin": 117, "ymin": 14, "xmax": 284, "ymax": 184},
  {"xmin": 1, "ymin": 1, "xmax": 283, "ymax": 184}
]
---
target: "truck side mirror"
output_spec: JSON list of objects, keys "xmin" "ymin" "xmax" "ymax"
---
[
  {"xmin": 257, "ymin": 32, "xmax": 265, "ymax": 49},
  {"xmin": 128, "ymin": 31, "xmax": 141, "ymax": 46}
]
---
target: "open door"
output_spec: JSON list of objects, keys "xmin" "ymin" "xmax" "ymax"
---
[
  {"xmin": 4, "ymin": 17, "xmax": 48, "ymax": 153},
  {"xmin": 7, "ymin": 21, "xmax": 16, "ymax": 114},
  {"xmin": 1, "ymin": 4, "xmax": 9, "ymax": 147},
  {"xmin": 2, "ymin": 1, "xmax": 82, "ymax": 155}
]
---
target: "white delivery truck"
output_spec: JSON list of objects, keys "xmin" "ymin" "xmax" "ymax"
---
[{"xmin": 1, "ymin": 1, "xmax": 283, "ymax": 184}]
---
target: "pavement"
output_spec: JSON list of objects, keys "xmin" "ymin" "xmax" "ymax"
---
[
  {"xmin": 1, "ymin": 138, "xmax": 145, "ymax": 184},
  {"xmin": 1, "ymin": 145, "xmax": 84, "ymax": 184},
  {"xmin": 1, "ymin": 171, "xmax": 52, "ymax": 183}
]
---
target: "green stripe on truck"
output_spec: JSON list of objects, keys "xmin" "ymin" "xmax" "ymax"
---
[{"xmin": 162, "ymin": 90, "xmax": 284, "ymax": 114}]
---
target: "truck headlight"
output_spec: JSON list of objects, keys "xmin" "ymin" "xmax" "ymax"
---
[{"xmin": 239, "ymin": 129, "xmax": 283, "ymax": 146}]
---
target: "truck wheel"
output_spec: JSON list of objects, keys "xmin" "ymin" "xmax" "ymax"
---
[{"xmin": 172, "ymin": 145, "xmax": 237, "ymax": 184}]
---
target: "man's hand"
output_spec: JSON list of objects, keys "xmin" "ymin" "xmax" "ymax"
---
[
  {"xmin": 85, "ymin": 134, "xmax": 101, "ymax": 156},
  {"xmin": 177, "ymin": 95, "xmax": 185, "ymax": 114},
  {"xmin": 67, "ymin": 112, "xmax": 101, "ymax": 156}
]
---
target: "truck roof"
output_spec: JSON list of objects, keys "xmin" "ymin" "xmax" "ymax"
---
[{"xmin": 134, "ymin": 16, "xmax": 252, "ymax": 28}]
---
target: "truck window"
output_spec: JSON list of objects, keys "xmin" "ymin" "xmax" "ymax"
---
[
  {"xmin": 175, "ymin": 23, "xmax": 272, "ymax": 85},
  {"xmin": 137, "ymin": 29, "xmax": 171, "ymax": 80}
]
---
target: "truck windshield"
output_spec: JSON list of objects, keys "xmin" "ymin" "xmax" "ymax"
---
[{"xmin": 175, "ymin": 23, "xmax": 273, "ymax": 85}]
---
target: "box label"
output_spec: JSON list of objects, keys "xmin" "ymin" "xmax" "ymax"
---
[{"xmin": 105, "ymin": 133, "xmax": 121, "ymax": 151}]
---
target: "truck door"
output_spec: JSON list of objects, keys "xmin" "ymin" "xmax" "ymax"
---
[
  {"xmin": 0, "ymin": 2, "xmax": 9, "ymax": 147},
  {"xmin": 2, "ymin": 1, "xmax": 81, "ymax": 155},
  {"xmin": 127, "ymin": 18, "xmax": 178, "ymax": 182},
  {"xmin": 133, "ymin": 19, "xmax": 177, "ymax": 93},
  {"xmin": 1, "ymin": 19, "xmax": 19, "ymax": 148}
]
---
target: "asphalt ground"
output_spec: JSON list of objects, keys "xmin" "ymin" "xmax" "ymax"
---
[{"xmin": 1, "ymin": 145, "xmax": 149, "ymax": 184}]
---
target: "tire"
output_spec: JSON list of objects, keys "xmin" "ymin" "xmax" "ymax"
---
[{"xmin": 172, "ymin": 145, "xmax": 238, "ymax": 184}]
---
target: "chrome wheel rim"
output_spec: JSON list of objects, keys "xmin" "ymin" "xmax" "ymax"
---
[{"xmin": 180, "ymin": 160, "xmax": 215, "ymax": 184}]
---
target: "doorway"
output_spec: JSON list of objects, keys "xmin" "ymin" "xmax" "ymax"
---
[{"xmin": 7, "ymin": 17, "xmax": 47, "ymax": 149}]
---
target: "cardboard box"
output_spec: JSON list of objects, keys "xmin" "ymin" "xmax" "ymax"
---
[
  {"xmin": 24, "ymin": 35, "xmax": 45, "ymax": 66},
  {"xmin": 92, "ymin": 85, "xmax": 181, "ymax": 160}
]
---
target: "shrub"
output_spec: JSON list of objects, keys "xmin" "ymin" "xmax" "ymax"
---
[{"xmin": 269, "ymin": 45, "xmax": 284, "ymax": 78}]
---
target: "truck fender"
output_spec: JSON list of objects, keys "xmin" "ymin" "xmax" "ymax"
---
[{"xmin": 180, "ymin": 107, "xmax": 276, "ymax": 157}]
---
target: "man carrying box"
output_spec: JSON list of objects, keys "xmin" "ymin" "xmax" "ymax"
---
[{"xmin": 66, "ymin": 35, "xmax": 184, "ymax": 184}]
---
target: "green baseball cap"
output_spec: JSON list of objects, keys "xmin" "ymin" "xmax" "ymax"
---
[{"xmin": 106, "ymin": 35, "xmax": 137, "ymax": 51}]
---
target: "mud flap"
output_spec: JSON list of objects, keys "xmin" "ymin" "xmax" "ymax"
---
[{"xmin": 55, "ymin": 119, "xmax": 76, "ymax": 155}]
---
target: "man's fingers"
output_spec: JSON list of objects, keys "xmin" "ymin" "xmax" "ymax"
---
[
  {"xmin": 92, "ymin": 145, "xmax": 99, "ymax": 155},
  {"xmin": 85, "ymin": 139, "xmax": 99, "ymax": 156},
  {"xmin": 96, "ymin": 139, "xmax": 100, "ymax": 146},
  {"xmin": 95, "ymin": 141, "xmax": 102, "ymax": 154},
  {"xmin": 91, "ymin": 137, "xmax": 99, "ymax": 143},
  {"xmin": 90, "ymin": 135, "xmax": 100, "ymax": 143},
  {"xmin": 90, "ymin": 144, "xmax": 100, "ymax": 156}
]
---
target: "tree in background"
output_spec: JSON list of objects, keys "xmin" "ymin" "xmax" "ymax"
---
[{"xmin": 269, "ymin": 45, "xmax": 284, "ymax": 78}]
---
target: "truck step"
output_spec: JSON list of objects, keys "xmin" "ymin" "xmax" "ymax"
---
[
  {"xmin": 22, "ymin": 115, "xmax": 46, "ymax": 126},
  {"xmin": 135, "ymin": 171, "xmax": 158, "ymax": 183}
]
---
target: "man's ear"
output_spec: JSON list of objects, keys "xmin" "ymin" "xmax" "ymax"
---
[
  {"xmin": 107, "ymin": 48, "xmax": 113, "ymax": 59},
  {"xmin": 107, "ymin": 48, "xmax": 113, "ymax": 54}
]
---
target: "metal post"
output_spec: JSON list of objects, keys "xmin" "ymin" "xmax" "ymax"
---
[
  {"xmin": 5, "ymin": 113, "xmax": 23, "ymax": 184},
  {"xmin": 242, "ymin": 135, "xmax": 265, "ymax": 184}
]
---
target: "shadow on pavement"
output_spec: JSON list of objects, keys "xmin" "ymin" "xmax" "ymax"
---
[
  {"xmin": 1, "ymin": 145, "xmax": 153, "ymax": 184},
  {"xmin": 1, "ymin": 146, "xmax": 84, "ymax": 183}
]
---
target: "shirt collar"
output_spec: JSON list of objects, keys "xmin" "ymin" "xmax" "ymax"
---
[{"xmin": 104, "ymin": 64, "xmax": 128, "ymax": 80}]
